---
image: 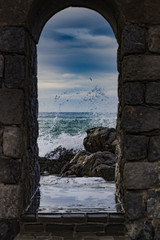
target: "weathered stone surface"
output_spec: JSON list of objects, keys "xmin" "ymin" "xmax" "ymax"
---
[
  {"xmin": 125, "ymin": 191, "xmax": 145, "ymax": 220},
  {"xmin": 0, "ymin": 89, "xmax": 24, "ymax": 124},
  {"xmin": 148, "ymin": 26, "xmax": 160, "ymax": 53},
  {"xmin": 76, "ymin": 224, "xmax": 103, "ymax": 232},
  {"xmin": 0, "ymin": 129, "xmax": 3, "ymax": 154},
  {"xmin": 0, "ymin": 27, "xmax": 25, "ymax": 53},
  {"xmin": 46, "ymin": 224, "xmax": 73, "ymax": 233},
  {"xmin": 0, "ymin": 184, "xmax": 22, "ymax": 218},
  {"xmin": 105, "ymin": 224, "xmax": 126, "ymax": 235},
  {"xmin": 0, "ymin": 157, "xmax": 21, "ymax": 184},
  {"xmin": 124, "ymin": 162, "xmax": 160, "ymax": 189},
  {"xmin": 121, "ymin": 23, "xmax": 146, "ymax": 56},
  {"xmin": 121, "ymin": 106, "xmax": 160, "ymax": 133},
  {"xmin": 154, "ymin": 225, "xmax": 160, "ymax": 240},
  {"xmin": 122, "ymin": 55, "xmax": 160, "ymax": 81},
  {"xmin": 124, "ymin": 135, "xmax": 148, "ymax": 160},
  {"xmin": 122, "ymin": 82, "xmax": 145, "ymax": 105},
  {"xmin": 146, "ymin": 82, "xmax": 160, "ymax": 104},
  {"xmin": 5, "ymin": 55, "xmax": 25, "ymax": 88},
  {"xmin": 0, "ymin": 220, "xmax": 19, "ymax": 240},
  {"xmin": 148, "ymin": 136, "xmax": 160, "ymax": 161},
  {"xmin": 127, "ymin": 220, "xmax": 154, "ymax": 240},
  {"xmin": 147, "ymin": 190, "xmax": 160, "ymax": 218},
  {"xmin": 0, "ymin": 55, "xmax": 4, "ymax": 78},
  {"xmin": 83, "ymin": 127, "xmax": 117, "ymax": 153},
  {"xmin": 119, "ymin": 1, "xmax": 160, "ymax": 25},
  {"xmin": 24, "ymin": 224, "xmax": 44, "ymax": 232},
  {"xmin": 3, "ymin": 126, "xmax": 23, "ymax": 158}
]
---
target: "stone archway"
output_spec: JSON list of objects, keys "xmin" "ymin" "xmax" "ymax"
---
[{"xmin": 0, "ymin": 0, "xmax": 160, "ymax": 239}]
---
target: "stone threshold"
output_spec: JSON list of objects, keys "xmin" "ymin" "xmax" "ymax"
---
[
  {"xmin": 15, "ymin": 212, "xmax": 130, "ymax": 240},
  {"xmin": 21, "ymin": 212, "xmax": 125, "ymax": 224}
]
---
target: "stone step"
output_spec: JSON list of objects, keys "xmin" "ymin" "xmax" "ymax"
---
[
  {"xmin": 15, "ymin": 234, "xmax": 130, "ymax": 240},
  {"xmin": 14, "ymin": 212, "xmax": 130, "ymax": 240}
]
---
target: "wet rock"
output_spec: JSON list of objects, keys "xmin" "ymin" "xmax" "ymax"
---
[
  {"xmin": 83, "ymin": 127, "xmax": 117, "ymax": 154},
  {"xmin": 38, "ymin": 146, "xmax": 76, "ymax": 175},
  {"xmin": 61, "ymin": 151, "xmax": 116, "ymax": 181}
]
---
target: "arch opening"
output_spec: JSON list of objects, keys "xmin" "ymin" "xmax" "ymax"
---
[
  {"xmin": 28, "ymin": 0, "xmax": 119, "ymax": 43},
  {"xmin": 37, "ymin": 7, "xmax": 120, "ymax": 213}
]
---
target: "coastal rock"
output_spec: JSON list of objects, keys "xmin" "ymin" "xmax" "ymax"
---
[
  {"xmin": 38, "ymin": 146, "xmax": 76, "ymax": 175},
  {"xmin": 83, "ymin": 127, "xmax": 117, "ymax": 154},
  {"xmin": 61, "ymin": 151, "xmax": 116, "ymax": 181}
]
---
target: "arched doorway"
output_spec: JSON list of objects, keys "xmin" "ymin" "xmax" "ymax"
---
[{"xmin": 37, "ymin": 6, "xmax": 119, "ymax": 214}]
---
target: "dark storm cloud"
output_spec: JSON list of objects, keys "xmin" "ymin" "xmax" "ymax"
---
[
  {"xmin": 43, "ymin": 7, "xmax": 114, "ymax": 36},
  {"xmin": 38, "ymin": 7, "xmax": 117, "ymax": 75},
  {"xmin": 38, "ymin": 7, "xmax": 118, "ymax": 112}
]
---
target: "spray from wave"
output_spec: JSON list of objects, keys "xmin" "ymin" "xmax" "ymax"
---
[{"xmin": 38, "ymin": 111, "xmax": 117, "ymax": 157}]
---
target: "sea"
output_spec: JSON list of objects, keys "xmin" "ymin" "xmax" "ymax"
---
[{"xmin": 38, "ymin": 112, "xmax": 117, "ymax": 157}]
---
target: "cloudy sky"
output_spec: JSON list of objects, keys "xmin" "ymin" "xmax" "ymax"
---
[{"xmin": 38, "ymin": 7, "xmax": 118, "ymax": 112}]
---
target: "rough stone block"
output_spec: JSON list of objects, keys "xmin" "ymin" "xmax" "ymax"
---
[
  {"xmin": 122, "ymin": 55, "xmax": 160, "ymax": 81},
  {"xmin": 148, "ymin": 26, "xmax": 160, "ymax": 53},
  {"xmin": 122, "ymin": 82, "xmax": 144, "ymax": 105},
  {"xmin": 0, "ymin": 157, "xmax": 21, "ymax": 184},
  {"xmin": 46, "ymin": 224, "xmax": 74, "ymax": 233},
  {"xmin": 154, "ymin": 225, "xmax": 160, "ymax": 240},
  {"xmin": 105, "ymin": 224, "xmax": 125, "ymax": 236},
  {"xmin": 87, "ymin": 213, "xmax": 108, "ymax": 223},
  {"xmin": 0, "ymin": 184, "xmax": 22, "ymax": 218},
  {"xmin": 0, "ymin": 89, "xmax": 24, "ymax": 124},
  {"xmin": 0, "ymin": 129, "xmax": 3, "ymax": 154},
  {"xmin": 3, "ymin": 126, "xmax": 23, "ymax": 158},
  {"xmin": 24, "ymin": 224, "xmax": 44, "ymax": 232},
  {"xmin": 148, "ymin": 136, "xmax": 160, "ymax": 161},
  {"xmin": 108, "ymin": 213, "xmax": 125, "ymax": 223},
  {"xmin": 76, "ymin": 224, "xmax": 103, "ymax": 232},
  {"xmin": 0, "ymin": 27, "xmax": 25, "ymax": 53},
  {"xmin": 147, "ymin": 190, "xmax": 160, "ymax": 218},
  {"xmin": 63, "ymin": 213, "xmax": 86, "ymax": 223},
  {"xmin": 38, "ymin": 214, "xmax": 62, "ymax": 223},
  {"xmin": 124, "ymin": 135, "xmax": 148, "ymax": 160},
  {"xmin": 121, "ymin": 106, "xmax": 160, "ymax": 133},
  {"xmin": 0, "ymin": 55, "xmax": 4, "ymax": 78},
  {"xmin": 146, "ymin": 82, "xmax": 160, "ymax": 104},
  {"xmin": 121, "ymin": 23, "xmax": 146, "ymax": 55},
  {"xmin": 0, "ymin": 220, "xmax": 19, "ymax": 240},
  {"xmin": 5, "ymin": 55, "xmax": 25, "ymax": 88},
  {"xmin": 125, "ymin": 191, "xmax": 145, "ymax": 220},
  {"xmin": 127, "ymin": 220, "xmax": 154, "ymax": 240},
  {"xmin": 124, "ymin": 162, "xmax": 160, "ymax": 189}
]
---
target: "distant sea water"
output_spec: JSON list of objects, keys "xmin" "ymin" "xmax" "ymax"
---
[{"xmin": 38, "ymin": 112, "xmax": 117, "ymax": 157}]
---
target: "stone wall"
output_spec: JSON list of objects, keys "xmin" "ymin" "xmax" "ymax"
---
[
  {"xmin": 0, "ymin": 1, "xmax": 160, "ymax": 240},
  {"xmin": 116, "ymin": 23, "xmax": 160, "ymax": 239},
  {"xmin": 0, "ymin": 26, "xmax": 40, "ymax": 239}
]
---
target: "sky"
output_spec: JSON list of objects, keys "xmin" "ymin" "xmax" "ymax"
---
[{"xmin": 38, "ymin": 7, "xmax": 118, "ymax": 112}]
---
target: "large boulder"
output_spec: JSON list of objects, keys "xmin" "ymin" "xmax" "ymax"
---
[
  {"xmin": 61, "ymin": 150, "xmax": 116, "ymax": 181},
  {"xmin": 38, "ymin": 146, "xmax": 76, "ymax": 175},
  {"xmin": 83, "ymin": 127, "xmax": 117, "ymax": 153}
]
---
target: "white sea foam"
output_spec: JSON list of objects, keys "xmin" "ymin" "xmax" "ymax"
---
[
  {"xmin": 38, "ymin": 111, "xmax": 117, "ymax": 157},
  {"xmin": 38, "ymin": 132, "xmax": 86, "ymax": 157}
]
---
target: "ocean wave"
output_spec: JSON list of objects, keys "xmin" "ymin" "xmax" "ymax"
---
[{"xmin": 38, "ymin": 132, "xmax": 86, "ymax": 157}]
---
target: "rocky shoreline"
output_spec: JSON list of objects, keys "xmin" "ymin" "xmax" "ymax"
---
[{"xmin": 38, "ymin": 127, "xmax": 117, "ymax": 181}]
